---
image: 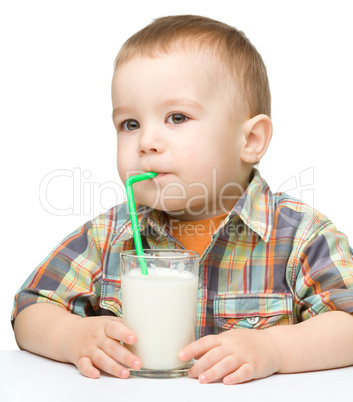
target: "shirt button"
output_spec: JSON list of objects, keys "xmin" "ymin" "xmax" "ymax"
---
[{"xmin": 247, "ymin": 317, "xmax": 260, "ymax": 325}]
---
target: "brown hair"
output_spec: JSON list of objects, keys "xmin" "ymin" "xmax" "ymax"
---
[{"xmin": 114, "ymin": 15, "xmax": 271, "ymax": 118}]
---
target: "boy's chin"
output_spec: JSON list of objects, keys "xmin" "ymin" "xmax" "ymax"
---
[
  {"xmin": 145, "ymin": 203, "xmax": 212, "ymax": 221},
  {"xmin": 138, "ymin": 199, "xmax": 189, "ymax": 216}
]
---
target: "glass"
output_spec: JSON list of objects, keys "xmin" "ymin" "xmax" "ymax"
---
[{"xmin": 120, "ymin": 249, "xmax": 199, "ymax": 378}]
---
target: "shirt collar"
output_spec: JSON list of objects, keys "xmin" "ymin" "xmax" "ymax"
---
[
  {"xmin": 115, "ymin": 168, "xmax": 274, "ymax": 244},
  {"xmin": 229, "ymin": 168, "xmax": 275, "ymax": 242}
]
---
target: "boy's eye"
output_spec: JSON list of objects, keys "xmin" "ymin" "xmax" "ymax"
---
[
  {"xmin": 167, "ymin": 114, "xmax": 188, "ymax": 124},
  {"xmin": 122, "ymin": 119, "xmax": 140, "ymax": 131}
]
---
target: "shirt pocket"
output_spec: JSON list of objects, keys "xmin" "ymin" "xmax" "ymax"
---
[{"xmin": 214, "ymin": 292, "xmax": 294, "ymax": 332}]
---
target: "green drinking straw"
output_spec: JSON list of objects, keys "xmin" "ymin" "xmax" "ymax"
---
[{"xmin": 125, "ymin": 172, "xmax": 158, "ymax": 275}]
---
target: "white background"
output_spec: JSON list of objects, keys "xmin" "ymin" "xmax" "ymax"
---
[{"xmin": 1, "ymin": 0, "xmax": 352, "ymax": 349}]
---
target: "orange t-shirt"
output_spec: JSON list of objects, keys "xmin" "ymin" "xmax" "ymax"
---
[{"xmin": 170, "ymin": 213, "xmax": 228, "ymax": 257}]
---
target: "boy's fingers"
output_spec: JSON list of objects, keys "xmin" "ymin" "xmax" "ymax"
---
[
  {"xmin": 100, "ymin": 337, "xmax": 142, "ymax": 370},
  {"xmin": 223, "ymin": 363, "xmax": 255, "ymax": 385},
  {"xmin": 104, "ymin": 320, "xmax": 136, "ymax": 344},
  {"xmin": 188, "ymin": 347, "xmax": 223, "ymax": 378},
  {"xmin": 179, "ymin": 335, "xmax": 220, "ymax": 360},
  {"xmin": 90, "ymin": 348, "xmax": 131, "ymax": 379},
  {"xmin": 77, "ymin": 357, "xmax": 100, "ymax": 379},
  {"xmin": 197, "ymin": 355, "xmax": 241, "ymax": 384}
]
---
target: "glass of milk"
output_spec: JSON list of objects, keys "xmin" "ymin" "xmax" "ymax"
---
[{"xmin": 120, "ymin": 249, "xmax": 199, "ymax": 378}]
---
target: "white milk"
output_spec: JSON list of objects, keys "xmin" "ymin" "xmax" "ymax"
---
[{"xmin": 122, "ymin": 268, "xmax": 198, "ymax": 370}]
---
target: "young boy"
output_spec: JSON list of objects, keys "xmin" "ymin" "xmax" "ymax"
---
[{"xmin": 12, "ymin": 15, "xmax": 353, "ymax": 385}]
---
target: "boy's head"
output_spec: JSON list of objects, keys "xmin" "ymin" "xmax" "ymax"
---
[
  {"xmin": 112, "ymin": 15, "xmax": 272, "ymax": 220},
  {"xmin": 114, "ymin": 15, "xmax": 271, "ymax": 121}
]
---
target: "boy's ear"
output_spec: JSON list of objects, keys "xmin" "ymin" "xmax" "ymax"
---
[{"xmin": 240, "ymin": 114, "xmax": 273, "ymax": 164}]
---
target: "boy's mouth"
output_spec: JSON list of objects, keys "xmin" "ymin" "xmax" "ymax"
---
[
  {"xmin": 143, "ymin": 171, "xmax": 169, "ymax": 178},
  {"xmin": 128, "ymin": 171, "xmax": 169, "ymax": 180},
  {"xmin": 154, "ymin": 172, "xmax": 167, "ymax": 178}
]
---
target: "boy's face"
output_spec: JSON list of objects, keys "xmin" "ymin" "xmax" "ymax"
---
[{"xmin": 112, "ymin": 49, "xmax": 252, "ymax": 220}]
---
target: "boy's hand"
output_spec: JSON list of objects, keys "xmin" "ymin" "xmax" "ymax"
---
[
  {"xmin": 178, "ymin": 328, "xmax": 281, "ymax": 385},
  {"xmin": 67, "ymin": 316, "xmax": 142, "ymax": 379}
]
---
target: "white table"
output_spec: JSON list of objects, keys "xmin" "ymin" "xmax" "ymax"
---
[{"xmin": 1, "ymin": 350, "xmax": 352, "ymax": 402}]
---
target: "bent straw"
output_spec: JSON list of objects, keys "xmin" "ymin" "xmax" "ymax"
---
[{"xmin": 125, "ymin": 172, "xmax": 158, "ymax": 275}]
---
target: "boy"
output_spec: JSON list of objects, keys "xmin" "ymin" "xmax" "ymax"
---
[{"xmin": 12, "ymin": 15, "xmax": 353, "ymax": 385}]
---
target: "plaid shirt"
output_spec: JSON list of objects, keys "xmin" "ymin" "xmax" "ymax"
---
[{"xmin": 12, "ymin": 169, "xmax": 353, "ymax": 339}]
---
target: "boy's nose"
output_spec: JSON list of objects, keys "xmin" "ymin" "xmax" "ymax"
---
[{"xmin": 138, "ymin": 128, "xmax": 165, "ymax": 155}]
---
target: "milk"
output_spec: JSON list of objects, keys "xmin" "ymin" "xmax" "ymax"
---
[{"xmin": 122, "ymin": 267, "xmax": 198, "ymax": 370}]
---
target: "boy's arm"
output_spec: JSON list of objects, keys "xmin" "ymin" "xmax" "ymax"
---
[
  {"xmin": 268, "ymin": 310, "xmax": 353, "ymax": 373},
  {"xmin": 179, "ymin": 310, "xmax": 353, "ymax": 384},
  {"xmin": 14, "ymin": 303, "xmax": 79, "ymax": 363},
  {"xmin": 12, "ymin": 215, "xmax": 144, "ymax": 378},
  {"xmin": 14, "ymin": 303, "xmax": 142, "ymax": 378}
]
